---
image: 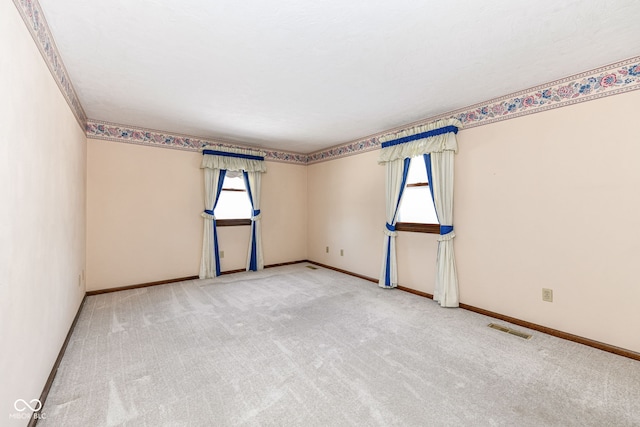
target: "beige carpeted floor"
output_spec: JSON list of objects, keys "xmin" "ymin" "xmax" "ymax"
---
[{"xmin": 39, "ymin": 264, "xmax": 640, "ymax": 426}]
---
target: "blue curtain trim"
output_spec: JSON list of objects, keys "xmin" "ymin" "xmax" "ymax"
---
[
  {"xmin": 249, "ymin": 225, "xmax": 258, "ymax": 271},
  {"xmin": 204, "ymin": 209, "xmax": 214, "ymax": 215},
  {"xmin": 243, "ymin": 172, "xmax": 254, "ymax": 205},
  {"xmin": 203, "ymin": 149, "xmax": 264, "ymax": 161},
  {"xmin": 213, "ymin": 225, "xmax": 220, "ymax": 276},
  {"xmin": 440, "ymin": 225, "xmax": 454, "ymax": 235},
  {"xmin": 213, "ymin": 170, "xmax": 227, "ymax": 209},
  {"xmin": 384, "ymin": 157, "xmax": 410, "ymax": 287},
  {"xmin": 385, "ymin": 236, "xmax": 392, "ymax": 287},
  {"xmin": 212, "ymin": 169, "xmax": 227, "ymax": 277},
  {"xmin": 242, "ymin": 171, "xmax": 259, "ymax": 271},
  {"xmin": 391, "ymin": 157, "xmax": 411, "ymax": 224},
  {"xmin": 381, "ymin": 125, "xmax": 459, "ymax": 149},
  {"xmin": 423, "ymin": 154, "xmax": 440, "ymax": 224}
]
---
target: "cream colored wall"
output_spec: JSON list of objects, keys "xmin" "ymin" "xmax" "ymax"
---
[
  {"xmin": 87, "ymin": 139, "xmax": 307, "ymax": 290},
  {"xmin": 0, "ymin": 2, "xmax": 87, "ymax": 424},
  {"xmin": 308, "ymin": 90, "xmax": 640, "ymax": 353},
  {"xmin": 307, "ymin": 151, "xmax": 383, "ymax": 276},
  {"xmin": 86, "ymin": 140, "xmax": 202, "ymax": 289},
  {"xmin": 454, "ymin": 89, "xmax": 640, "ymax": 353},
  {"xmin": 260, "ymin": 157, "xmax": 308, "ymax": 265}
]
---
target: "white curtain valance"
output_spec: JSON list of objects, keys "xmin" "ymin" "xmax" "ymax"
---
[
  {"xmin": 378, "ymin": 118, "xmax": 462, "ymax": 164},
  {"xmin": 201, "ymin": 147, "xmax": 267, "ymax": 173}
]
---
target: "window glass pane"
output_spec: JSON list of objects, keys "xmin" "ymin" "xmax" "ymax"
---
[
  {"xmin": 397, "ymin": 186, "xmax": 438, "ymax": 223},
  {"xmin": 215, "ymin": 191, "xmax": 251, "ymax": 219},
  {"xmin": 215, "ymin": 175, "xmax": 251, "ymax": 219},
  {"xmin": 397, "ymin": 156, "xmax": 438, "ymax": 224},
  {"xmin": 222, "ymin": 176, "xmax": 246, "ymax": 190},
  {"xmin": 406, "ymin": 157, "xmax": 428, "ymax": 184}
]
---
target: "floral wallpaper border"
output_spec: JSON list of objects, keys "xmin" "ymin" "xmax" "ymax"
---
[
  {"xmin": 86, "ymin": 120, "xmax": 309, "ymax": 165},
  {"xmin": 87, "ymin": 55, "xmax": 640, "ymax": 165},
  {"xmin": 307, "ymin": 56, "xmax": 640, "ymax": 164},
  {"xmin": 14, "ymin": 1, "xmax": 639, "ymax": 165},
  {"xmin": 12, "ymin": 0, "xmax": 87, "ymax": 127}
]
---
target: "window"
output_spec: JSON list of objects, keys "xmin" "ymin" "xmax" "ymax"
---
[
  {"xmin": 396, "ymin": 157, "xmax": 439, "ymax": 233},
  {"xmin": 214, "ymin": 173, "xmax": 252, "ymax": 226}
]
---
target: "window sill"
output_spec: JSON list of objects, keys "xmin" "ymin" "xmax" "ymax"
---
[
  {"xmin": 395, "ymin": 222, "xmax": 440, "ymax": 234},
  {"xmin": 216, "ymin": 219, "xmax": 251, "ymax": 226}
]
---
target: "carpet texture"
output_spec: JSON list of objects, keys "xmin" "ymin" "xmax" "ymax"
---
[{"xmin": 40, "ymin": 264, "xmax": 640, "ymax": 426}]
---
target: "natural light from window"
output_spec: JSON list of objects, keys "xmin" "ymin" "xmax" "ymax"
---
[
  {"xmin": 397, "ymin": 157, "xmax": 438, "ymax": 224},
  {"xmin": 214, "ymin": 175, "xmax": 251, "ymax": 219}
]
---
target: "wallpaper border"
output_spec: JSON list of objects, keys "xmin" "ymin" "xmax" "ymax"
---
[
  {"xmin": 86, "ymin": 120, "xmax": 309, "ymax": 165},
  {"xmin": 306, "ymin": 55, "xmax": 640, "ymax": 164},
  {"xmin": 12, "ymin": 0, "xmax": 87, "ymax": 128},
  {"xmin": 88, "ymin": 56, "xmax": 640, "ymax": 165},
  {"xmin": 13, "ymin": 0, "xmax": 639, "ymax": 164}
]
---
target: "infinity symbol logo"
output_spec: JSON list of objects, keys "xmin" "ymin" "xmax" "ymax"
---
[{"xmin": 14, "ymin": 399, "xmax": 42, "ymax": 412}]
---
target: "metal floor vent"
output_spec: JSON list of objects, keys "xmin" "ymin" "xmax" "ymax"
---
[
  {"xmin": 488, "ymin": 323, "xmax": 532, "ymax": 340},
  {"xmin": 306, "ymin": 265, "xmax": 318, "ymax": 270}
]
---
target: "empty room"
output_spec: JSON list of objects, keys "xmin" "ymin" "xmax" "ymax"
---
[{"xmin": 2, "ymin": 0, "xmax": 640, "ymax": 425}]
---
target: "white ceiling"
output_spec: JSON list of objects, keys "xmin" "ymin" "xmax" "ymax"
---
[{"xmin": 39, "ymin": 0, "xmax": 640, "ymax": 153}]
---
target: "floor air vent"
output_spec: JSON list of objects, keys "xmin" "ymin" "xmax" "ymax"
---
[
  {"xmin": 306, "ymin": 265, "xmax": 318, "ymax": 270},
  {"xmin": 488, "ymin": 323, "xmax": 532, "ymax": 340}
]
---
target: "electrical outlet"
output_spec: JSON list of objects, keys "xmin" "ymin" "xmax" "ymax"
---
[
  {"xmin": 340, "ymin": 249, "xmax": 344, "ymax": 256},
  {"xmin": 542, "ymin": 288, "xmax": 553, "ymax": 302},
  {"xmin": 220, "ymin": 250, "xmax": 225, "ymax": 258},
  {"xmin": 325, "ymin": 246, "xmax": 329, "ymax": 253}
]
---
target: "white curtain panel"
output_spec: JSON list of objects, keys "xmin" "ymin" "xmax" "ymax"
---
[
  {"xmin": 378, "ymin": 118, "xmax": 461, "ymax": 306},
  {"xmin": 200, "ymin": 146, "xmax": 266, "ymax": 278},
  {"xmin": 243, "ymin": 171, "xmax": 264, "ymax": 271},
  {"xmin": 199, "ymin": 168, "xmax": 225, "ymax": 279},
  {"xmin": 429, "ymin": 151, "xmax": 459, "ymax": 307},
  {"xmin": 379, "ymin": 157, "xmax": 410, "ymax": 288}
]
